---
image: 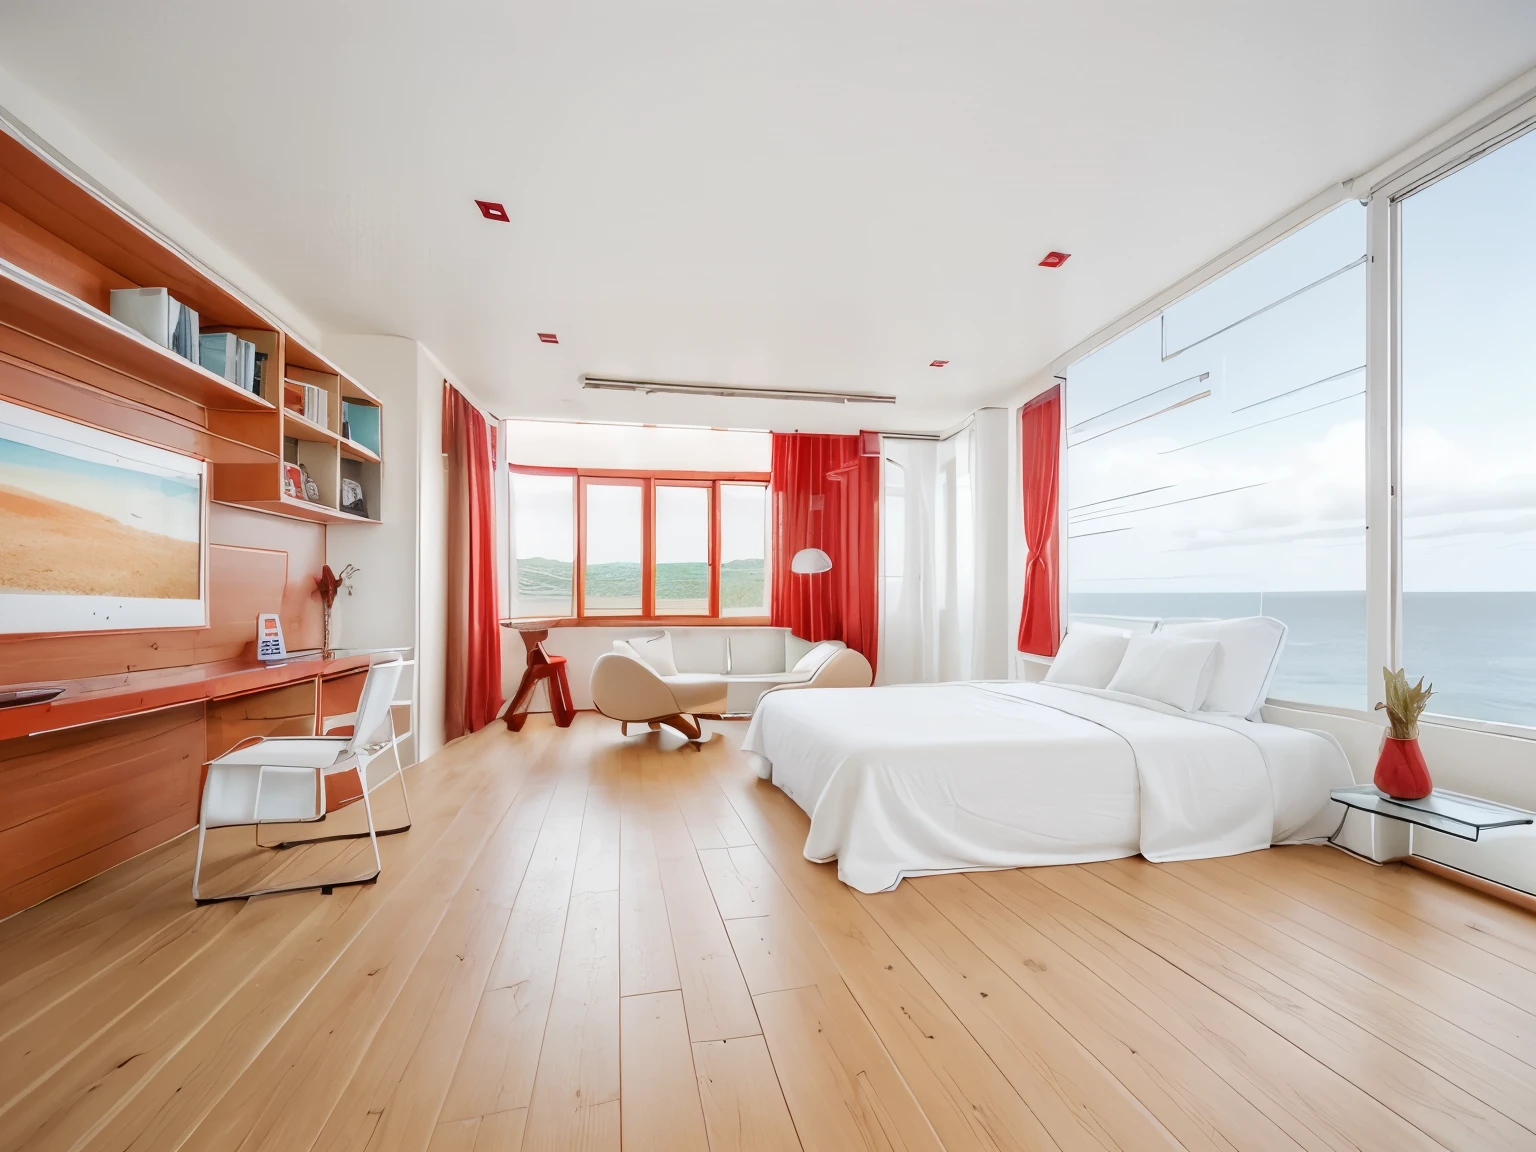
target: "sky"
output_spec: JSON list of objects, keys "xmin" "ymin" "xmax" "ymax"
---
[{"xmin": 1066, "ymin": 124, "xmax": 1536, "ymax": 595}]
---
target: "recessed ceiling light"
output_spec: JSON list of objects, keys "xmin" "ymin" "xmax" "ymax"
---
[
  {"xmin": 537, "ymin": 333, "xmax": 559, "ymax": 344},
  {"xmin": 1039, "ymin": 251, "xmax": 1071, "ymax": 268},
  {"xmin": 475, "ymin": 200, "xmax": 510, "ymax": 222},
  {"xmin": 929, "ymin": 360, "xmax": 949, "ymax": 368}
]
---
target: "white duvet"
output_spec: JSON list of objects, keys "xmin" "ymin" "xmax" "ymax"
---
[{"xmin": 741, "ymin": 680, "xmax": 1352, "ymax": 893}]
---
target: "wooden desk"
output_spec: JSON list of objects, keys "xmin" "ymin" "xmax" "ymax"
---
[
  {"xmin": 0, "ymin": 654, "xmax": 374, "ymax": 741},
  {"xmin": 0, "ymin": 653, "xmax": 376, "ymax": 918}
]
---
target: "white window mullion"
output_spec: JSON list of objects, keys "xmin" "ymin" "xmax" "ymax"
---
[{"xmin": 1364, "ymin": 192, "xmax": 1398, "ymax": 707}]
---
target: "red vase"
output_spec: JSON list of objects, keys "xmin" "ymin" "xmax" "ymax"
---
[{"xmin": 1375, "ymin": 736, "xmax": 1432, "ymax": 800}]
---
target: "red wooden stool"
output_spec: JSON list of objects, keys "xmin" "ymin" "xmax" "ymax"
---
[{"xmin": 504, "ymin": 625, "xmax": 574, "ymax": 731}]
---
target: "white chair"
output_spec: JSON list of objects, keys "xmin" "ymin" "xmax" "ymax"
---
[
  {"xmin": 193, "ymin": 656, "xmax": 407, "ymax": 904},
  {"xmin": 589, "ymin": 651, "xmax": 726, "ymax": 745}
]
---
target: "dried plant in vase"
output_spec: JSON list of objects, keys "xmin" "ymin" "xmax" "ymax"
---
[
  {"xmin": 314, "ymin": 563, "xmax": 360, "ymax": 652},
  {"xmin": 1373, "ymin": 667, "xmax": 1434, "ymax": 800}
]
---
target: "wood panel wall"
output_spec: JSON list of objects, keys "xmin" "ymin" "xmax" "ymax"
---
[{"xmin": 0, "ymin": 704, "xmax": 204, "ymax": 917}]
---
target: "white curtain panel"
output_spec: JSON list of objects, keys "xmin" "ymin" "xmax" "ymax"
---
[
  {"xmin": 877, "ymin": 437, "xmax": 938, "ymax": 685},
  {"xmin": 969, "ymin": 407, "xmax": 1011, "ymax": 679},
  {"xmin": 878, "ymin": 408, "xmax": 1010, "ymax": 685}
]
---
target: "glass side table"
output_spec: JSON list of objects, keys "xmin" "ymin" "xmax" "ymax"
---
[{"xmin": 1328, "ymin": 784, "xmax": 1534, "ymax": 845}]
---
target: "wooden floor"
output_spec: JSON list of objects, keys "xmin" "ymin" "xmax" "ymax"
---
[{"xmin": 3, "ymin": 715, "xmax": 1536, "ymax": 1152}]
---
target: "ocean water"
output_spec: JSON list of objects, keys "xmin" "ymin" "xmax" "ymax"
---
[{"xmin": 1070, "ymin": 591, "xmax": 1536, "ymax": 727}]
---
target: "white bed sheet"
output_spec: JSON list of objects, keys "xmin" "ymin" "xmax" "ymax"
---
[{"xmin": 741, "ymin": 680, "xmax": 1352, "ymax": 893}]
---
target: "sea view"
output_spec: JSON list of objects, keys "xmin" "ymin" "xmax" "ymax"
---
[{"xmin": 1071, "ymin": 591, "xmax": 1536, "ymax": 727}]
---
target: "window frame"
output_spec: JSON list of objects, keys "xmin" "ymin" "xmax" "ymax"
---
[
  {"xmin": 507, "ymin": 464, "xmax": 771, "ymax": 626},
  {"xmin": 1369, "ymin": 108, "xmax": 1536, "ymax": 736},
  {"xmin": 1048, "ymin": 88, "xmax": 1536, "ymax": 735},
  {"xmin": 652, "ymin": 478, "xmax": 717, "ymax": 618}
]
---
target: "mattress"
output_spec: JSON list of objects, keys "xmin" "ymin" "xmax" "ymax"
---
[{"xmin": 742, "ymin": 680, "xmax": 1353, "ymax": 893}]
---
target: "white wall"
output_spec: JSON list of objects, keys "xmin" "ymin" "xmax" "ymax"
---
[
  {"xmin": 325, "ymin": 335, "xmax": 423, "ymax": 762},
  {"xmin": 415, "ymin": 346, "xmax": 450, "ymax": 759}
]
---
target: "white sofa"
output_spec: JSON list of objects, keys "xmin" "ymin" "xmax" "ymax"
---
[{"xmin": 589, "ymin": 627, "xmax": 873, "ymax": 740}]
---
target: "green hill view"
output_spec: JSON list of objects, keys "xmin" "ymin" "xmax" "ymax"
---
[{"xmin": 517, "ymin": 557, "xmax": 766, "ymax": 609}]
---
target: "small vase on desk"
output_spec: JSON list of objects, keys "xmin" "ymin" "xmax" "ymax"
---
[{"xmin": 1375, "ymin": 735, "xmax": 1432, "ymax": 800}]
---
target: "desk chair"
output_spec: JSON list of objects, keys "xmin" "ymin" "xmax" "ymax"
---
[{"xmin": 193, "ymin": 656, "xmax": 405, "ymax": 904}]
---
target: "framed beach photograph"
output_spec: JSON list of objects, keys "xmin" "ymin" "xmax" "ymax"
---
[{"xmin": 0, "ymin": 398, "xmax": 206, "ymax": 634}]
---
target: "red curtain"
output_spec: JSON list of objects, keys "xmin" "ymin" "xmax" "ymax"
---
[
  {"xmin": 1017, "ymin": 385, "xmax": 1062, "ymax": 656},
  {"xmin": 444, "ymin": 383, "xmax": 503, "ymax": 738},
  {"xmin": 770, "ymin": 433, "xmax": 879, "ymax": 669}
]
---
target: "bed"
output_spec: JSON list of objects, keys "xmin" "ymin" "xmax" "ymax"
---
[{"xmin": 741, "ymin": 679, "xmax": 1353, "ymax": 893}]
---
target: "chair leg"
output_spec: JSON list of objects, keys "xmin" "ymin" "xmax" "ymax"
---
[
  {"xmin": 194, "ymin": 763, "xmax": 383, "ymax": 905},
  {"xmin": 658, "ymin": 714, "xmax": 703, "ymax": 743},
  {"xmin": 551, "ymin": 665, "xmax": 575, "ymax": 727},
  {"xmin": 191, "ymin": 816, "xmax": 211, "ymax": 903},
  {"xmin": 266, "ymin": 745, "xmax": 412, "ymax": 850},
  {"xmin": 505, "ymin": 666, "xmax": 541, "ymax": 731}
]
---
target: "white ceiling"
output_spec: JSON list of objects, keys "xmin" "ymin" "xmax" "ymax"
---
[{"xmin": 2, "ymin": 1, "xmax": 1535, "ymax": 432}]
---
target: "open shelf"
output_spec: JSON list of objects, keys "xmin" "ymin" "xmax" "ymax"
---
[
  {"xmin": 283, "ymin": 409, "xmax": 339, "ymax": 444},
  {"xmin": 0, "ymin": 258, "xmax": 274, "ymax": 413},
  {"xmin": 212, "ymin": 493, "xmax": 379, "ymax": 526},
  {"xmin": 339, "ymin": 437, "xmax": 380, "ymax": 463},
  {"xmin": 0, "ymin": 119, "xmax": 384, "ymax": 530}
]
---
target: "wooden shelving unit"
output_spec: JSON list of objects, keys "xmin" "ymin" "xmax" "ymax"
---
[{"xmin": 0, "ymin": 125, "xmax": 384, "ymax": 527}]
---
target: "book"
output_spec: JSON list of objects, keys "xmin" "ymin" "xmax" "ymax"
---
[
  {"xmin": 307, "ymin": 384, "xmax": 327, "ymax": 426},
  {"xmin": 282, "ymin": 462, "xmax": 305, "ymax": 499},
  {"xmin": 252, "ymin": 350, "xmax": 268, "ymax": 396},
  {"xmin": 109, "ymin": 288, "xmax": 200, "ymax": 365},
  {"xmin": 198, "ymin": 332, "xmax": 261, "ymax": 392},
  {"xmin": 198, "ymin": 332, "xmax": 239, "ymax": 381},
  {"xmin": 287, "ymin": 380, "xmax": 328, "ymax": 426}
]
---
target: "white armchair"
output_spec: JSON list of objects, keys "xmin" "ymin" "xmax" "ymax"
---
[{"xmin": 589, "ymin": 651, "xmax": 726, "ymax": 744}]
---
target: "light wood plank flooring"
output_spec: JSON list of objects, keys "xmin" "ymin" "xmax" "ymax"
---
[{"xmin": 3, "ymin": 712, "xmax": 1535, "ymax": 1152}]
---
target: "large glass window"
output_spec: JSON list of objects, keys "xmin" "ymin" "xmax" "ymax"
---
[
  {"xmin": 720, "ymin": 482, "xmax": 769, "ymax": 616},
  {"xmin": 508, "ymin": 467, "xmax": 769, "ymax": 621},
  {"xmin": 655, "ymin": 483, "xmax": 712, "ymax": 615},
  {"xmin": 1065, "ymin": 201, "xmax": 1368, "ymax": 707},
  {"xmin": 582, "ymin": 480, "xmax": 643, "ymax": 615},
  {"xmin": 509, "ymin": 471, "xmax": 574, "ymax": 618},
  {"xmin": 1401, "ymin": 127, "xmax": 1536, "ymax": 726}
]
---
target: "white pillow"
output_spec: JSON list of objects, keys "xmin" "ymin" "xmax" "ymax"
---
[
  {"xmin": 1106, "ymin": 634, "xmax": 1219, "ymax": 712},
  {"xmin": 1043, "ymin": 626, "xmax": 1132, "ymax": 690},
  {"xmin": 627, "ymin": 632, "xmax": 678, "ymax": 677},
  {"xmin": 1159, "ymin": 617, "xmax": 1286, "ymax": 720}
]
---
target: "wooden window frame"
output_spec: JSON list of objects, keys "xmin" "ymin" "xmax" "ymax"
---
[{"xmin": 508, "ymin": 465, "xmax": 771, "ymax": 626}]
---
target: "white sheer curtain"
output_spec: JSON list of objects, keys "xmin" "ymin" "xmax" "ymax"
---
[{"xmin": 878, "ymin": 408, "xmax": 1010, "ymax": 684}]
